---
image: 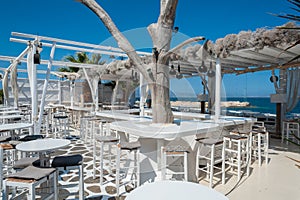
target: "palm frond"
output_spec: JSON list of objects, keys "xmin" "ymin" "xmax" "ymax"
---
[
  {"xmin": 291, "ymin": 7, "xmax": 300, "ymax": 12},
  {"xmin": 277, "ymin": 14, "xmax": 300, "ymax": 21},
  {"xmin": 288, "ymin": 0, "xmax": 300, "ymax": 8},
  {"xmin": 64, "ymin": 55, "xmax": 77, "ymax": 63}
]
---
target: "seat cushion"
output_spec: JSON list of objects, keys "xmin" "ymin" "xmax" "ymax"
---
[
  {"xmin": 95, "ymin": 135, "xmax": 119, "ymax": 143},
  {"xmin": 19, "ymin": 135, "xmax": 44, "ymax": 141},
  {"xmin": 198, "ymin": 138, "xmax": 223, "ymax": 145},
  {"xmin": 0, "ymin": 136, "xmax": 11, "ymax": 142},
  {"xmin": 53, "ymin": 115, "xmax": 68, "ymax": 119},
  {"xmin": 8, "ymin": 166, "xmax": 56, "ymax": 181},
  {"xmin": 13, "ymin": 157, "xmax": 40, "ymax": 169},
  {"xmin": 51, "ymin": 154, "xmax": 83, "ymax": 168},
  {"xmin": 164, "ymin": 145, "xmax": 189, "ymax": 153},
  {"xmin": 0, "ymin": 143, "xmax": 14, "ymax": 150},
  {"xmin": 120, "ymin": 141, "xmax": 141, "ymax": 151},
  {"xmin": 225, "ymin": 134, "xmax": 247, "ymax": 140}
]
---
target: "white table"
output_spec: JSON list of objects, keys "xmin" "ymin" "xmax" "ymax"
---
[
  {"xmin": 0, "ymin": 122, "xmax": 33, "ymax": 139},
  {"xmin": 96, "ymin": 110, "xmax": 151, "ymax": 121},
  {"xmin": 0, "ymin": 110, "xmax": 21, "ymax": 115},
  {"xmin": 110, "ymin": 120, "xmax": 220, "ymax": 182},
  {"xmin": 0, "ymin": 114, "xmax": 23, "ymax": 123},
  {"xmin": 144, "ymin": 109, "xmax": 211, "ymax": 120},
  {"xmin": 0, "ymin": 107, "xmax": 18, "ymax": 111},
  {"xmin": 126, "ymin": 181, "xmax": 228, "ymax": 200},
  {"xmin": 16, "ymin": 138, "xmax": 71, "ymax": 167},
  {"xmin": 110, "ymin": 120, "xmax": 219, "ymax": 140}
]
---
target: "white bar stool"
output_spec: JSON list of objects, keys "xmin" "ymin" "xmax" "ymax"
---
[
  {"xmin": 196, "ymin": 138, "xmax": 223, "ymax": 188},
  {"xmin": 222, "ymin": 134, "xmax": 250, "ymax": 184},
  {"xmin": 116, "ymin": 141, "xmax": 141, "ymax": 196},
  {"xmin": 282, "ymin": 121, "xmax": 299, "ymax": 144},
  {"xmin": 52, "ymin": 114, "xmax": 69, "ymax": 138},
  {"xmin": 161, "ymin": 145, "xmax": 188, "ymax": 181},
  {"xmin": 51, "ymin": 154, "xmax": 84, "ymax": 200},
  {"xmin": 251, "ymin": 124, "xmax": 269, "ymax": 166},
  {"xmin": 93, "ymin": 123, "xmax": 119, "ymax": 185}
]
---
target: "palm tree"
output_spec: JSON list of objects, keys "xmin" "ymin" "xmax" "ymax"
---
[
  {"xmin": 275, "ymin": 0, "xmax": 300, "ymax": 63},
  {"xmin": 61, "ymin": 52, "xmax": 105, "ymax": 72}
]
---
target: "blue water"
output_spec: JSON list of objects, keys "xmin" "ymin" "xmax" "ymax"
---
[{"xmin": 171, "ymin": 96, "xmax": 300, "ymax": 115}]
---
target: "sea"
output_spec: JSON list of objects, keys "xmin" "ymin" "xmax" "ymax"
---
[{"xmin": 171, "ymin": 96, "xmax": 300, "ymax": 116}]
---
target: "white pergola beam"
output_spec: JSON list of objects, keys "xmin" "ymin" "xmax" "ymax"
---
[
  {"xmin": 10, "ymin": 38, "xmax": 129, "ymax": 58},
  {"xmin": 11, "ymin": 32, "xmax": 151, "ymax": 56},
  {"xmin": 0, "ymin": 55, "xmax": 105, "ymax": 69}
]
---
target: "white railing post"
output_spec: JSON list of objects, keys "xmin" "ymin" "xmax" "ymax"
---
[
  {"xmin": 37, "ymin": 43, "xmax": 56, "ymax": 134},
  {"xmin": 214, "ymin": 58, "xmax": 221, "ymax": 122}
]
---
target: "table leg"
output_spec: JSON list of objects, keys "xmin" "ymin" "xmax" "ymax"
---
[{"xmin": 157, "ymin": 139, "xmax": 164, "ymax": 170}]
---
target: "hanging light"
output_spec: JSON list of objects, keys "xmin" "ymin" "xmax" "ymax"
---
[
  {"xmin": 207, "ymin": 61, "xmax": 215, "ymax": 77},
  {"xmin": 169, "ymin": 64, "xmax": 176, "ymax": 75},
  {"xmin": 173, "ymin": 26, "xmax": 179, "ymax": 33},
  {"xmin": 34, "ymin": 50, "xmax": 40, "ymax": 64},
  {"xmin": 198, "ymin": 60, "xmax": 207, "ymax": 73},
  {"xmin": 176, "ymin": 64, "xmax": 183, "ymax": 79},
  {"xmin": 269, "ymin": 75, "xmax": 278, "ymax": 83},
  {"xmin": 34, "ymin": 42, "xmax": 42, "ymax": 65},
  {"xmin": 147, "ymin": 68, "xmax": 154, "ymax": 81},
  {"xmin": 133, "ymin": 71, "xmax": 138, "ymax": 82}
]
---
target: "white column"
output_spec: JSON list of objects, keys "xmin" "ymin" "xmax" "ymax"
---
[
  {"xmin": 139, "ymin": 73, "xmax": 145, "ymax": 116},
  {"xmin": 37, "ymin": 43, "xmax": 56, "ymax": 134},
  {"xmin": 70, "ymin": 81, "xmax": 74, "ymax": 107},
  {"xmin": 93, "ymin": 78, "xmax": 99, "ymax": 111},
  {"xmin": 58, "ymin": 78, "xmax": 62, "ymax": 104},
  {"xmin": 214, "ymin": 58, "xmax": 221, "ymax": 122},
  {"xmin": 31, "ymin": 43, "xmax": 38, "ymax": 133}
]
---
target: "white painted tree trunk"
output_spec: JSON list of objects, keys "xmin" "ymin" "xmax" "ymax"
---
[{"xmin": 81, "ymin": 0, "xmax": 203, "ymax": 123}]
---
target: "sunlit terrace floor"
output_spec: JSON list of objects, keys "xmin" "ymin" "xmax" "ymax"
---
[
  {"xmin": 8, "ymin": 128, "xmax": 299, "ymax": 200},
  {"xmin": 200, "ymin": 138, "xmax": 300, "ymax": 200},
  {"xmin": 45, "ymin": 127, "xmax": 300, "ymax": 200}
]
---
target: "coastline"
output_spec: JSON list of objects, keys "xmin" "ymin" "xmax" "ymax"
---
[{"xmin": 171, "ymin": 100, "xmax": 250, "ymax": 108}]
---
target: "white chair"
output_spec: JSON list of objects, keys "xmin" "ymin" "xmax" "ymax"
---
[
  {"xmin": 282, "ymin": 121, "xmax": 299, "ymax": 145},
  {"xmin": 222, "ymin": 134, "xmax": 250, "ymax": 184},
  {"xmin": 196, "ymin": 138, "xmax": 223, "ymax": 188},
  {"xmin": 79, "ymin": 115, "xmax": 94, "ymax": 139},
  {"xmin": 161, "ymin": 145, "xmax": 188, "ymax": 181},
  {"xmin": 3, "ymin": 166, "xmax": 57, "ymax": 200}
]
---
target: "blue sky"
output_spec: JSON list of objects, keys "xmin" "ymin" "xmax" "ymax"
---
[{"xmin": 0, "ymin": 0, "xmax": 297, "ymax": 97}]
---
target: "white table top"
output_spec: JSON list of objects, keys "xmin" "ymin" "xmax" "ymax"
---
[
  {"xmin": 0, "ymin": 110, "xmax": 21, "ymax": 115},
  {"xmin": 16, "ymin": 138, "xmax": 71, "ymax": 152},
  {"xmin": 96, "ymin": 110, "xmax": 152, "ymax": 122},
  {"xmin": 0, "ymin": 122, "xmax": 33, "ymax": 131},
  {"xmin": 65, "ymin": 106, "xmax": 92, "ymax": 112},
  {"xmin": 110, "ymin": 120, "xmax": 219, "ymax": 140},
  {"xmin": 144, "ymin": 109, "xmax": 211, "ymax": 120},
  {"xmin": 0, "ymin": 114, "xmax": 23, "ymax": 120},
  {"xmin": 0, "ymin": 107, "xmax": 18, "ymax": 111},
  {"xmin": 126, "ymin": 181, "xmax": 228, "ymax": 200}
]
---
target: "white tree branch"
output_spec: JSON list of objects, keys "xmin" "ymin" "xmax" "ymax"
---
[
  {"xmin": 163, "ymin": 36, "xmax": 205, "ymax": 59},
  {"xmin": 80, "ymin": 0, "xmax": 150, "ymax": 81}
]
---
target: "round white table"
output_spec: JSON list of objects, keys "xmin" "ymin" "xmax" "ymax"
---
[
  {"xmin": 16, "ymin": 138, "xmax": 71, "ymax": 167},
  {"xmin": 126, "ymin": 181, "xmax": 229, "ymax": 200}
]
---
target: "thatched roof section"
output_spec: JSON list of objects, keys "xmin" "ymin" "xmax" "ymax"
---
[{"xmin": 176, "ymin": 22, "xmax": 300, "ymax": 75}]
